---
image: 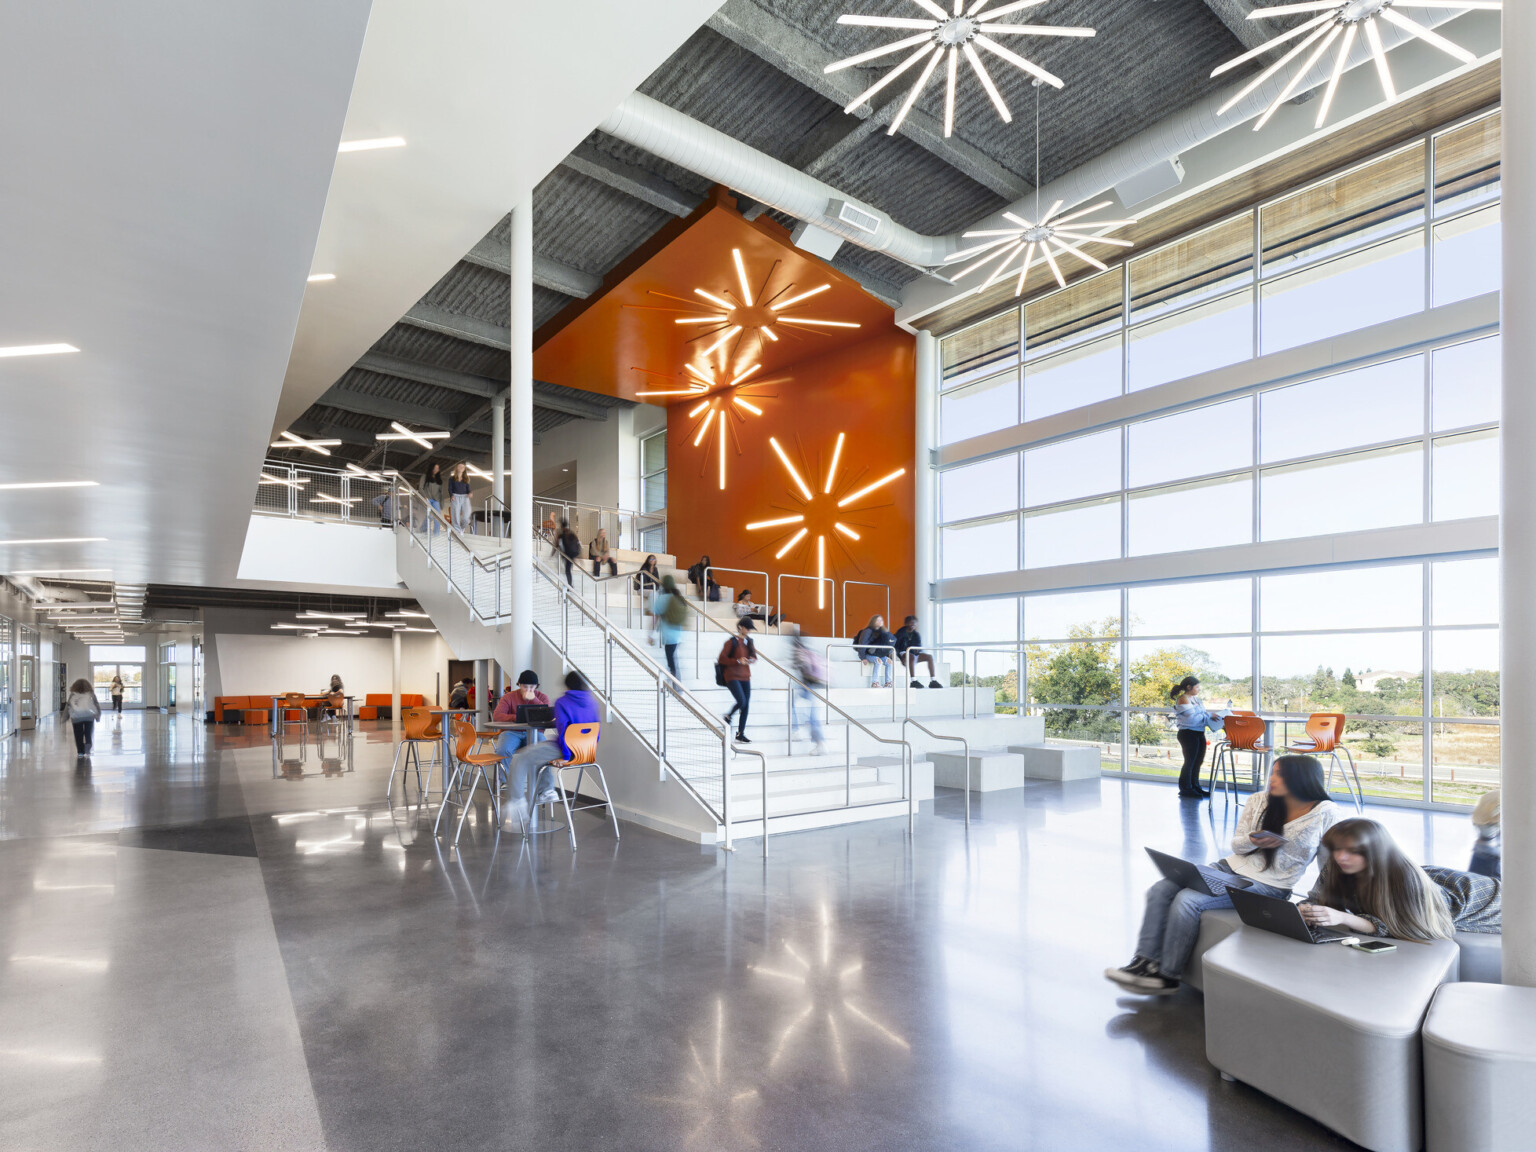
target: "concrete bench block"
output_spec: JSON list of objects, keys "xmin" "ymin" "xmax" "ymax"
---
[
  {"xmin": 1182, "ymin": 908, "xmax": 1242, "ymax": 993},
  {"xmin": 1424, "ymin": 982, "xmax": 1536, "ymax": 1152},
  {"xmin": 1455, "ymin": 931, "xmax": 1502, "ymax": 985},
  {"xmin": 1205, "ymin": 929, "xmax": 1459, "ymax": 1152},
  {"xmin": 929, "ymin": 748, "xmax": 1024, "ymax": 792},
  {"xmin": 1010, "ymin": 742, "xmax": 1100, "ymax": 781}
]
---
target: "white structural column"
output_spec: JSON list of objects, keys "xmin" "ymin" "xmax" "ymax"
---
[
  {"xmin": 1502, "ymin": 0, "xmax": 1534, "ymax": 987},
  {"xmin": 391, "ymin": 628, "xmax": 402, "ymax": 728},
  {"xmin": 491, "ymin": 393, "xmax": 506, "ymax": 515},
  {"xmin": 508, "ymin": 202, "xmax": 535, "ymax": 671},
  {"xmin": 913, "ymin": 331, "xmax": 938, "ymax": 632}
]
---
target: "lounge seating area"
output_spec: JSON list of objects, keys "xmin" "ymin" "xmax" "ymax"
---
[{"xmin": 211, "ymin": 693, "xmax": 425, "ymax": 724}]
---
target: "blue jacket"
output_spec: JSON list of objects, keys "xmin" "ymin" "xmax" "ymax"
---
[
  {"xmin": 1173, "ymin": 698, "xmax": 1227, "ymax": 733},
  {"xmin": 554, "ymin": 689, "xmax": 601, "ymax": 759}
]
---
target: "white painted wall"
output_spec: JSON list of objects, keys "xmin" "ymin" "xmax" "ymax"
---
[
  {"xmin": 211, "ymin": 631, "xmax": 451, "ymax": 704},
  {"xmin": 533, "ymin": 404, "xmax": 667, "ymax": 517}
]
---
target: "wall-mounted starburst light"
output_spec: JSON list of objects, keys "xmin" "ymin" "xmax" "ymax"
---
[
  {"xmin": 943, "ymin": 198, "xmax": 1135, "ymax": 296},
  {"xmin": 1213, "ymin": 0, "xmax": 1499, "ymax": 133},
  {"xmin": 630, "ymin": 361, "xmax": 764, "ymax": 400},
  {"xmin": 643, "ymin": 249, "xmax": 860, "ymax": 367},
  {"xmin": 681, "ymin": 375, "xmax": 778, "ymax": 491},
  {"xmin": 747, "ymin": 433, "xmax": 905, "ymax": 610},
  {"xmin": 825, "ymin": 0, "xmax": 1095, "ymax": 137}
]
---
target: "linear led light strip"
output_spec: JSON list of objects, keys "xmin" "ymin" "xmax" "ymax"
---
[
  {"xmin": 337, "ymin": 136, "xmax": 406, "ymax": 152},
  {"xmin": 374, "ymin": 421, "xmax": 449, "ymax": 450},
  {"xmin": 825, "ymin": 0, "xmax": 1095, "ymax": 137},
  {"xmin": 271, "ymin": 431, "xmax": 341, "ymax": 456},
  {"xmin": 1212, "ymin": 0, "xmax": 1500, "ymax": 133},
  {"xmin": 0, "ymin": 343, "xmax": 78, "ymax": 358},
  {"xmin": 0, "ymin": 481, "xmax": 97, "ymax": 490}
]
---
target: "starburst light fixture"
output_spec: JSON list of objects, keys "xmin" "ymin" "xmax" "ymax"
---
[
  {"xmin": 943, "ymin": 197, "xmax": 1136, "ymax": 296},
  {"xmin": 747, "ymin": 433, "xmax": 905, "ymax": 611},
  {"xmin": 825, "ymin": 0, "xmax": 1095, "ymax": 137},
  {"xmin": 643, "ymin": 249, "xmax": 860, "ymax": 368},
  {"xmin": 1212, "ymin": 0, "xmax": 1500, "ymax": 133},
  {"xmin": 680, "ymin": 374, "xmax": 776, "ymax": 491}
]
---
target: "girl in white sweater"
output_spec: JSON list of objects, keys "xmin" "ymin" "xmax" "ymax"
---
[{"xmin": 66, "ymin": 678, "xmax": 101, "ymax": 756}]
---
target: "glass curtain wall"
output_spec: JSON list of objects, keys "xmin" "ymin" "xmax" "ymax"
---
[
  {"xmin": 936, "ymin": 109, "xmax": 1502, "ymax": 809},
  {"xmin": 938, "ymin": 110, "xmax": 1500, "ymax": 450},
  {"xmin": 943, "ymin": 555, "xmax": 1497, "ymax": 806}
]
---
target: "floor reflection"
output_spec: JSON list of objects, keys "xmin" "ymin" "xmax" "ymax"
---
[
  {"xmin": 652, "ymin": 998, "xmax": 762, "ymax": 1149},
  {"xmin": 752, "ymin": 900, "xmax": 910, "ymax": 1083}
]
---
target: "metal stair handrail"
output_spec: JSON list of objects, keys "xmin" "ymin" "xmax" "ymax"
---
[{"xmin": 397, "ymin": 483, "xmax": 766, "ymax": 847}]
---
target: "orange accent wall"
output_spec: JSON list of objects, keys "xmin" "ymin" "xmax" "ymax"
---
[{"xmin": 665, "ymin": 329, "xmax": 915, "ymax": 637}]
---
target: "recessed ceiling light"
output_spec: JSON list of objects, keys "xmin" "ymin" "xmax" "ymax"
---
[
  {"xmin": 0, "ymin": 343, "xmax": 79, "ymax": 359},
  {"xmin": 337, "ymin": 136, "xmax": 406, "ymax": 153},
  {"xmin": 307, "ymin": 273, "xmax": 336, "ymax": 283},
  {"xmin": 0, "ymin": 481, "xmax": 98, "ymax": 491},
  {"xmin": 0, "ymin": 537, "xmax": 105, "ymax": 546}
]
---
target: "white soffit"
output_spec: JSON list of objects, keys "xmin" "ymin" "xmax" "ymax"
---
[
  {"xmin": 0, "ymin": 1, "xmax": 372, "ymax": 587},
  {"xmin": 273, "ymin": 0, "xmax": 727, "ymax": 435}
]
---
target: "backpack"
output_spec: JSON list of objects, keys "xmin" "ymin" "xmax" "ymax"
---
[
  {"xmin": 796, "ymin": 646, "xmax": 827, "ymax": 687},
  {"xmin": 706, "ymin": 582, "xmax": 721, "ymax": 602},
  {"xmin": 660, "ymin": 593, "xmax": 688, "ymax": 627}
]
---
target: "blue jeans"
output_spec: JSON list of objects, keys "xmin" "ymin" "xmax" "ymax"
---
[
  {"xmin": 1135, "ymin": 864, "xmax": 1290, "ymax": 978},
  {"xmin": 790, "ymin": 683, "xmax": 823, "ymax": 746},
  {"xmin": 503, "ymin": 740, "xmax": 562, "ymax": 825},
  {"xmin": 862, "ymin": 655, "xmax": 892, "ymax": 687},
  {"xmin": 494, "ymin": 728, "xmax": 529, "ymax": 771}
]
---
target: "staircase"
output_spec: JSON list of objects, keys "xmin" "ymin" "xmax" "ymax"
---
[{"xmin": 393, "ymin": 487, "xmax": 1045, "ymax": 846}]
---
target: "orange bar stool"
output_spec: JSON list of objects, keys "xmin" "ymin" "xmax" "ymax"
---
[
  {"xmin": 435, "ymin": 718, "xmax": 503, "ymax": 845},
  {"xmin": 546, "ymin": 722, "xmax": 619, "ymax": 846},
  {"xmin": 386, "ymin": 706, "xmax": 439, "ymax": 802},
  {"xmin": 1285, "ymin": 712, "xmax": 1363, "ymax": 811},
  {"xmin": 1211, "ymin": 714, "xmax": 1273, "ymax": 805},
  {"xmin": 280, "ymin": 691, "xmax": 310, "ymax": 744}
]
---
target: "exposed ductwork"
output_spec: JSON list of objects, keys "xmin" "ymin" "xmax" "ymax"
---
[{"xmin": 598, "ymin": 8, "xmax": 1474, "ymax": 273}]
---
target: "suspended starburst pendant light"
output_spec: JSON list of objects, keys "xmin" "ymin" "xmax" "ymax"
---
[
  {"xmin": 943, "ymin": 86, "xmax": 1135, "ymax": 297},
  {"xmin": 1212, "ymin": 0, "xmax": 1500, "ymax": 133},
  {"xmin": 824, "ymin": 0, "xmax": 1095, "ymax": 137}
]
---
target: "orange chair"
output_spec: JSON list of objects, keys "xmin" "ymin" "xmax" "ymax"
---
[
  {"xmin": 280, "ymin": 691, "xmax": 309, "ymax": 743},
  {"xmin": 1284, "ymin": 712, "xmax": 1363, "ymax": 811},
  {"xmin": 435, "ymin": 718, "xmax": 503, "ymax": 845},
  {"xmin": 386, "ymin": 706, "xmax": 439, "ymax": 801},
  {"xmin": 1211, "ymin": 714, "xmax": 1275, "ymax": 805},
  {"xmin": 547, "ymin": 722, "xmax": 619, "ymax": 845}
]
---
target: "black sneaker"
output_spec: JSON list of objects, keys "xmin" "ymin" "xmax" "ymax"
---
[
  {"xmin": 1104, "ymin": 957, "xmax": 1155, "ymax": 989},
  {"xmin": 928, "ymin": 680, "xmax": 942, "ymax": 689},
  {"xmin": 910, "ymin": 679, "xmax": 923, "ymax": 689},
  {"xmin": 734, "ymin": 733, "xmax": 751, "ymax": 744}
]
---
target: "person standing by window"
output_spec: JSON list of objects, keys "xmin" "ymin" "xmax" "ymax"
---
[
  {"xmin": 719, "ymin": 618, "xmax": 757, "ymax": 744},
  {"xmin": 1170, "ymin": 675, "xmax": 1229, "ymax": 799},
  {"xmin": 448, "ymin": 462, "xmax": 473, "ymax": 532},
  {"xmin": 67, "ymin": 678, "xmax": 101, "ymax": 756},
  {"xmin": 110, "ymin": 674, "xmax": 124, "ymax": 714}
]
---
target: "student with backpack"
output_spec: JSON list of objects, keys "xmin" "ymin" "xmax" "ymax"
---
[
  {"xmin": 718, "ymin": 618, "xmax": 757, "ymax": 743},
  {"xmin": 556, "ymin": 519, "xmax": 582, "ymax": 585},
  {"xmin": 651, "ymin": 574, "xmax": 688, "ymax": 679},
  {"xmin": 66, "ymin": 678, "xmax": 101, "ymax": 756}
]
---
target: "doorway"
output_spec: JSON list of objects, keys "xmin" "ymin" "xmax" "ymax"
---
[{"xmin": 92, "ymin": 663, "xmax": 143, "ymax": 709}]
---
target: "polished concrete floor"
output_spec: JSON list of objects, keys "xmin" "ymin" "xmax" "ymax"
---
[{"xmin": 0, "ymin": 712, "xmax": 1478, "ymax": 1150}]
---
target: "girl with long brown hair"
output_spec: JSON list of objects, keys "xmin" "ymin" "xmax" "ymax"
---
[{"xmin": 1299, "ymin": 818, "xmax": 1500, "ymax": 941}]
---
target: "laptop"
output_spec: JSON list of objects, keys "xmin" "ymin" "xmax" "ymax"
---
[
  {"xmin": 1229, "ymin": 887, "xmax": 1353, "ymax": 945},
  {"xmin": 516, "ymin": 703, "xmax": 555, "ymax": 726},
  {"xmin": 1145, "ymin": 847, "xmax": 1254, "ymax": 897}
]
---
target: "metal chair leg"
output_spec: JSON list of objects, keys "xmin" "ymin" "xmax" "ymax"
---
[
  {"xmin": 434, "ymin": 762, "xmax": 465, "ymax": 836},
  {"xmin": 387, "ymin": 741, "xmax": 406, "ymax": 800}
]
